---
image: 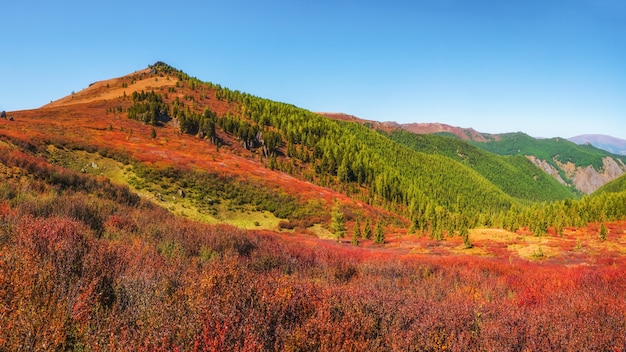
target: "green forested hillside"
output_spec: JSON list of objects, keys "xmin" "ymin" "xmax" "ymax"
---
[
  {"xmin": 236, "ymin": 94, "xmax": 517, "ymax": 224},
  {"xmin": 388, "ymin": 130, "xmax": 577, "ymax": 202},
  {"xmin": 127, "ymin": 63, "xmax": 625, "ymax": 235},
  {"xmin": 148, "ymin": 62, "xmax": 516, "ymax": 230},
  {"xmin": 470, "ymin": 132, "xmax": 626, "ymax": 171}
]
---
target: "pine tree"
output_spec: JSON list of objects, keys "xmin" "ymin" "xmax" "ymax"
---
[
  {"xmin": 363, "ymin": 218, "xmax": 372, "ymax": 240},
  {"xmin": 351, "ymin": 231, "xmax": 359, "ymax": 246},
  {"xmin": 353, "ymin": 217, "xmax": 362, "ymax": 239},
  {"xmin": 599, "ymin": 222, "xmax": 608, "ymax": 242},
  {"xmin": 374, "ymin": 222, "xmax": 385, "ymax": 244},
  {"xmin": 330, "ymin": 199, "xmax": 346, "ymax": 242},
  {"xmin": 151, "ymin": 127, "xmax": 157, "ymax": 139},
  {"xmin": 554, "ymin": 221, "xmax": 564, "ymax": 237},
  {"xmin": 461, "ymin": 224, "xmax": 472, "ymax": 249},
  {"xmin": 408, "ymin": 216, "xmax": 417, "ymax": 235},
  {"xmin": 447, "ymin": 214, "xmax": 456, "ymax": 238},
  {"xmin": 506, "ymin": 207, "xmax": 519, "ymax": 233}
]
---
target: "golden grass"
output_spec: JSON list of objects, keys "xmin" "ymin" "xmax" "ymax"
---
[
  {"xmin": 307, "ymin": 224, "xmax": 335, "ymax": 240},
  {"xmin": 44, "ymin": 69, "xmax": 177, "ymax": 108}
]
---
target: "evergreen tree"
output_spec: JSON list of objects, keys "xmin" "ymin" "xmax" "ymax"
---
[
  {"xmin": 374, "ymin": 222, "xmax": 385, "ymax": 244},
  {"xmin": 460, "ymin": 224, "xmax": 472, "ymax": 249},
  {"xmin": 337, "ymin": 157, "xmax": 352, "ymax": 184},
  {"xmin": 353, "ymin": 217, "xmax": 362, "ymax": 239},
  {"xmin": 330, "ymin": 199, "xmax": 346, "ymax": 242},
  {"xmin": 456, "ymin": 214, "xmax": 472, "ymax": 248},
  {"xmin": 505, "ymin": 205, "xmax": 519, "ymax": 233},
  {"xmin": 554, "ymin": 216, "xmax": 564, "ymax": 237},
  {"xmin": 599, "ymin": 222, "xmax": 608, "ymax": 242},
  {"xmin": 531, "ymin": 208, "xmax": 548, "ymax": 237},
  {"xmin": 151, "ymin": 127, "xmax": 157, "ymax": 139},
  {"xmin": 363, "ymin": 218, "xmax": 372, "ymax": 240},
  {"xmin": 447, "ymin": 213, "xmax": 457, "ymax": 238}
]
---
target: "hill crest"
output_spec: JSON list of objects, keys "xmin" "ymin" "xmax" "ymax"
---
[
  {"xmin": 400, "ymin": 122, "xmax": 496, "ymax": 142},
  {"xmin": 316, "ymin": 112, "xmax": 400, "ymax": 132},
  {"xmin": 42, "ymin": 68, "xmax": 177, "ymax": 108}
]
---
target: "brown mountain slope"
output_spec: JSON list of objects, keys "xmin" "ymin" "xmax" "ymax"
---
[
  {"xmin": 400, "ymin": 122, "xmax": 496, "ymax": 142},
  {"xmin": 42, "ymin": 68, "xmax": 174, "ymax": 108},
  {"xmin": 318, "ymin": 114, "xmax": 496, "ymax": 143},
  {"xmin": 316, "ymin": 112, "xmax": 400, "ymax": 133}
]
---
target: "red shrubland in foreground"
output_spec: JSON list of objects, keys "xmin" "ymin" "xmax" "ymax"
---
[{"xmin": 1, "ymin": 170, "xmax": 626, "ymax": 351}]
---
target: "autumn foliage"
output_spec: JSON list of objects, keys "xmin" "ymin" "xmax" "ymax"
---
[
  {"xmin": 1, "ymin": 158, "xmax": 626, "ymax": 351},
  {"xmin": 2, "ymin": 62, "xmax": 626, "ymax": 351}
]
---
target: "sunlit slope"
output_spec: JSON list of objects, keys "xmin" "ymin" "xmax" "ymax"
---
[
  {"xmin": 0, "ymin": 62, "xmax": 576, "ymax": 229},
  {"xmin": 387, "ymin": 130, "xmax": 577, "ymax": 202},
  {"xmin": 593, "ymin": 173, "xmax": 626, "ymax": 195},
  {"xmin": 472, "ymin": 132, "xmax": 626, "ymax": 170}
]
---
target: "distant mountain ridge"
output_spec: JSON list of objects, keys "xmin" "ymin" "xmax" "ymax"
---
[
  {"xmin": 400, "ymin": 122, "xmax": 496, "ymax": 142},
  {"xmin": 569, "ymin": 134, "xmax": 626, "ymax": 156},
  {"xmin": 316, "ymin": 112, "xmax": 401, "ymax": 132},
  {"xmin": 394, "ymin": 124, "xmax": 626, "ymax": 195}
]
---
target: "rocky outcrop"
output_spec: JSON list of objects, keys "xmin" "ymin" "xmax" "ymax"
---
[
  {"xmin": 527, "ymin": 156, "xmax": 626, "ymax": 194},
  {"xmin": 526, "ymin": 156, "xmax": 567, "ymax": 185},
  {"xmin": 570, "ymin": 157, "xmax": 626, "ymax": 194}
]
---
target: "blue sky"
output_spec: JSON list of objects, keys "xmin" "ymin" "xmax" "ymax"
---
[{"xmin": 1, "ymin": 0, "xmax": 625, "ymax": 139}]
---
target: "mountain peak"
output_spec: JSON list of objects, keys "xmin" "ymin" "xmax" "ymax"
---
[
  {"xmin": 42, "ymin": 63, "xmax": 181, "ymax": 109},
  {"xmin": 149, "ymin": 61, "xmax": 185, "ymax": 76}
]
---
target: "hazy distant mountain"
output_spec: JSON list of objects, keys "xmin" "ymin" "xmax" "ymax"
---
[{"xmin": 569, "ymin": 134, "xmax": 626, "ymax": 156}]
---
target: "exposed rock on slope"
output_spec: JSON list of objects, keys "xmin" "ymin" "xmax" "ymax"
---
[
  {"xmin": 527, "ymin": 156, "xmax": 567, "ymax": 185},
  {"xmin": 570, "ymin": 157, "xmax": 626, "ymax": 194},
  {"xmin": 527, "ymin": 156, "xmax": 626, "ymax": 194}
]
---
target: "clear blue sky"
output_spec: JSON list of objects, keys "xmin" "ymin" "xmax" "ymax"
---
[{"xmin": 1, "ymin": 0, "xmax": 625, "ymax": 139}]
